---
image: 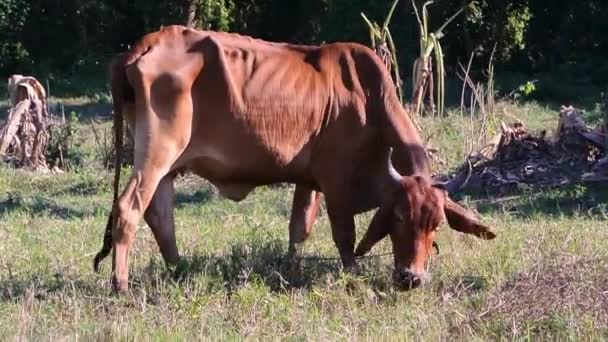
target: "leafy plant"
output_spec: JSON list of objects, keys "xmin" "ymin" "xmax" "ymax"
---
[
  {"xmin": 186, "ymin": 0, "xmax": 235, "ymax": 31},
  {"xmin": 518, "ymin": 81, "xmax": 537, "ymax": 97},
  {"xmin": 457, "ymin": 48, "xmax": 501, "ymax": 155},
  {"xmin": 47, "ymin": 111, "xmax": 82, "ymax": 170},
  {"xmin": 361, "ymin": 0, "xmax": 403, "ymax": 103},
  {"xmin": 0, "ymin": 0, "xmax": 30, "ymax": 74},
  {"xmin": 506, "ymin": 80, "xmax": 537, "ymax": 100},
  {"xmin": 411, "ymin": 0, "xmax": 472, "ymax": 117}
]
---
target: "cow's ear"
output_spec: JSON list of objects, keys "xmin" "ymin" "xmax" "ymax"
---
[{"xmin": 444, "ymin": 198, "xmax": 496, "ymax": 240}]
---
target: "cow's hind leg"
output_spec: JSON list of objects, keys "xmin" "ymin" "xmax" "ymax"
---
[
  {"xmin": 286, "ymin": 185, "xmax": 322, "ymax": 279},
  {"xmin": 144, "ymin": 174, "xmax": 179, "ymax": 265},
  {"xmin": 112, "ymin": 127, "xmax": 189, "ymax": 292},
  {"xmin": 288, "ymin": 184, "xmax": 323, "ymax": 258},
  {"xmin": 112, "ymin": 166, "xmax": 168, "ymax": 292}
]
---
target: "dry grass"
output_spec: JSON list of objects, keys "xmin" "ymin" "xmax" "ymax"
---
[
  {"xmin": 0, "ymin": 100, "xmax": 607, "ymax": 339},
  {"xmin": 481, "ymin": 254, "xmax": 608, "ymax": 330}
]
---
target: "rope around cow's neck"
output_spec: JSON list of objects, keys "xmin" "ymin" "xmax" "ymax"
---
[
  {"xmin": 296, "ymin": 251, "xmax": 394, "ymax": 262},
  {"xmin": 296, "ymin": 242, "xmax": 439, "ymax": 262}
]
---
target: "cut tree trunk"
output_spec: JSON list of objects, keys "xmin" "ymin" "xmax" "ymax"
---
[
  {"xmin": 181, "ymin": 0, "xmax": 197, "ymax": 27},
  {"xmin": 0, "ymin": 75, "xmax": 50, "ymax": 171}
]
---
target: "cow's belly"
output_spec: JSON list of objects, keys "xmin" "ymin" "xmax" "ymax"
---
[{"xmin": 174, "ymin": 136, "xmax": 316, "ymax": 201}]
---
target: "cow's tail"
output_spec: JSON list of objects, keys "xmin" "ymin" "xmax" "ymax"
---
[{"xmin": 93, "ymin": 55, "xmax": 128, "ymax": 273}]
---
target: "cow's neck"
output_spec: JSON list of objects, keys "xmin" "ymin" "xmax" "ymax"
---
[
  {"xmin": 391, "ymin": 142, "xmax": 429, "ymax": 177},
  {"xmin": 379, "ymin": 96, "xmax": 430, "ymax": 177}
]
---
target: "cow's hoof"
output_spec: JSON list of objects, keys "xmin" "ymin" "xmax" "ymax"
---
[
  {"xmin": 164, "ymin": 254, "xmax": 181, "ymax": 267},
  {"xmin": 111, "ymin": 276, "xmax": 129, "ymax": 293},
  {"xmin": 172, "ymin": 258, "xmax": 192, "ymax": 282},
  {"xmin": 342, "ymin": 262, "xmax": 361, "ymax": 276},
  {"xmin": 285, "ymin": 260, "xmax": 303, "ymax": 284},
  {"xmin": 282, "ymin": 256, "xmax": 302, "ymax": 286}
]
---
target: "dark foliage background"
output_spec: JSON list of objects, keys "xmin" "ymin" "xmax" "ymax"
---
[{"xmin": 2, "ymin": 0, "xmax": 607, "ymax": 102}]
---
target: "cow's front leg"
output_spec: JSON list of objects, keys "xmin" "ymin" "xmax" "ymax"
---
[
  {"xmin": 325, "ymin": 202, "xmax": 357, "ymax": 269},
  {"xmin": 322, "ymin": 180, "xmax": 356, "ymax": 269},
  {"xmin": 286, "ymin": 184, "xmax": 323, "ymax": 280},
  {"xmin": 315, "ymin": 163, "xmax": 357, "ymax": 270},
  {"xmin": 287, "ymin": 184, "xmax": 323, "ymax": 259}
]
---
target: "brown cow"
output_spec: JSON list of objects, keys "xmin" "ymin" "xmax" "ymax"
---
[{"xmin": 93, "ymin": 26, "xmax": 495, "ymax": 292}]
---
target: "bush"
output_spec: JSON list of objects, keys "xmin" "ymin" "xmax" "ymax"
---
[{"xmin": 0, "ymin": 0, "xmax": 30, "ymax": 74}]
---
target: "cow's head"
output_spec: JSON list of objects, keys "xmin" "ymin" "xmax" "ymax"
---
[{"xmin": 354, "ymin": 151, "xmax": 496, "ymax": 290}]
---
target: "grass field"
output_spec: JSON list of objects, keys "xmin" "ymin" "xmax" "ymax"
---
[{"xmin": 0, "ymin": 99, "xmax": 607, "ymax": 340}]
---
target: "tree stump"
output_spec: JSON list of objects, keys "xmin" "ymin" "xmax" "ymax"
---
[{"xmin": 0, "ymin": 75, "xmax": 50, "ymax": 171}]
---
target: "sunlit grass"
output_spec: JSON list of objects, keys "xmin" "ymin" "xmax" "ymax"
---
[{"xmin": 0, "ymin": 101, "xmax": 606, "ymax": 339}]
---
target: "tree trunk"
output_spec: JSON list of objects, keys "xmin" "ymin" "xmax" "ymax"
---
[
  {"xmin": 0, "ymin": 76, "xmax": 50, "ymax": 171},
  {"xmin": 184, "ymin": 0, "xmax": 197, "ymax": 27},
  {"xmin": 603, "ymin": 90, "xmax": 608, "ymax": 127}
]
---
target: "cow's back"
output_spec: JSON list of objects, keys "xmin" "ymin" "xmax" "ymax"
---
[
  {"xmin": 120, "ymin": 26, "xmax": 385, "ymax": 187},
  {"xmin": 188, "ymin": 31, "xmax": 335, "ymax": 174}
]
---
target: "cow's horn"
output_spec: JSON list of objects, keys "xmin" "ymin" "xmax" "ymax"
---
[
  {"xmin": 387, "ymin": 148, "xmax": 403, "ymax": 183},
  {"xmin": 443, "ymin": 160, "xmax": 473, "ymax": 194},
  {"xmin": 432, "ymin": 180, "xmax": 448, "ymax": 190}
]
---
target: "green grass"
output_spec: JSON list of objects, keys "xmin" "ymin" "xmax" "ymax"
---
[{"xmin": 0, "ymin": 100, "xmax": 607, "ymax": 340}]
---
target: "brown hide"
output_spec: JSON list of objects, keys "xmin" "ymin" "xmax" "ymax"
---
[{"xmin": 94, "ymin": 26, "xmax": 492, "ymax": 291}]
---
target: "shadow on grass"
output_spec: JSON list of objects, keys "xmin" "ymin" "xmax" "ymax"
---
[
  {"xmin": 139, "ymin": 239, "xmax": 394, "ymax": 294},
  {"xmin": 0, "ymin": 273, "xmax": 100, "ymax": 303},
  {"xmin": 60, "ymin": 182, "xmax": 107, "ymax": 197},
  {"xmin": 175, "ymin": 187, "xmax": 218, "ymax": 208},
  {"xmin": 168, "ymin": 240, "xmax": 340, "ymax": 292},
  {"xmin": 458, "ymin": 184, "xmax": 608, "ymax": 219},
  {"xmin": 436, "ymin": 275, "xmax": 489, "ymax": 301},
  {"xmin": 151, "ymin": 240, "xmax": 492, "ymax": 297},
  {"xmin": 59, "ymin": 102, "xmax": 112, "ymax": 121},
  {"xmin": 0, "ymin": 194, "xmax": 93, "ymax": 219},
  {"xmin": 0, "ymin": 239, "xmax": 484, "ymax": 302}
]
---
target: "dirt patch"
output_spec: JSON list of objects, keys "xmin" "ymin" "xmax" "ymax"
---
[{"xmin": 479, "ymin": 254, "xmax": 608, "ymax": 331}]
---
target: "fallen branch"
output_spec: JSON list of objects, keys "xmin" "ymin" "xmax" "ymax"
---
[{"xmin": 442, "ymin": 106, "xmax": 607, "ymax": 195}]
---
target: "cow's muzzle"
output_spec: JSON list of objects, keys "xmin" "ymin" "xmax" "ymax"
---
[{"xmin": 392, "ymin": 269, "xmax": 429, "ymax": 290}]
